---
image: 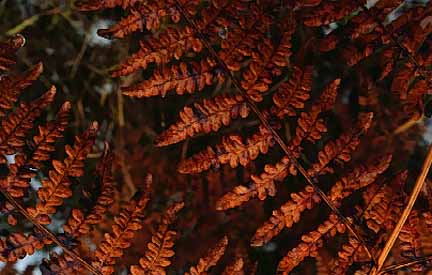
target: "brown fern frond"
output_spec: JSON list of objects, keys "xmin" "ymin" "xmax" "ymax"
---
[
  {"xmin": 129, "ymin": 202, "xmax": 183, "ymax": 275},
  {"xmin": 308, "ymin": 112, "xmax": 373, "ymax": 176},
  {"xmin": 221, "ymin": 257, "xmax": 244, "ymax": 275},
  {"xmin": 240, "ymin": 15, "xmax": 296, "ymax": 102},
  {"xmin": 111, "ymin": 27, "xmax": 202, "ymax": 76},
  {"xmin": 0, "ymin": 232, "xmax": 51, "ymax": 262},
  {"xmin": 5, "ymin": 101, "xmax": 71, "ymax": 198},
  {"xmin": 277, "ymin": 214, "xmax": 346, "ymax": 275},
  {"xmin": 178, "ymin": 125, "xmax": 274, "ymax": 174},
  {"xmin": 26, "ymin": 122, "xmax": 98, "ymax": 225},
  {"xmin": 398, "ymin": 210, "xmax": 423, "ymax": 271},
  {"xmin": 185, "ymin": 236, "xmax": 228, "ymax": 275},
  {"xmin": 300, "ymin": 0, "xmax": 359, "ymax": 27},
  {"xmin": 0, "ymin": 86, "xmax": 56, "ymax": 164},
  {"xmin": 315, "ymin": 250, "xmax": 334, "ymax": 275},
  {"xmin": 155, "ymin": 94, "xmax": 249, "ymax": 147},
  {"xmin": 331, "ymin": 236, "xmax": 369, "ymax": 275},
  {"xmin": 251, "ymin": 154, "xmax": 391, "ymax": 247},
  {"xmin": 216, "ymin": 80, "xmax": 340, "ymax": 210},
  {"xmin": 92, "ymin": 193, "xmax": 150, "ymax": 275},
  {"xmin": 271, "ymin": 66, "xmax": 314, "ymax": 118},
  {"xmin": 0, "ymin": 62, "xmax": 43, "ymax": 119},
  {"xmin": 0, "ymin": 34, "xmax": 25, "ymax": 72},
  {"xmin": 362, "ymin": 171, "xmax": 407, "ymax": 234},
  {"xmin": 63, "ymin": 149, "xmax": 115, "ymax": 239},
  {"xmin": 98, "ymin": 9, "xmax": 144, "ymax": 39},
  {"xmin": 74, "ymin": 0, "xmax": 140, "ymax": 11},
  {"xmin": 391, "ymin": 61, "xmax": 416, "ymax": 100},
  {"xmin": 121, "ymin": 58, "xmax": 223, "ymax": 98}
]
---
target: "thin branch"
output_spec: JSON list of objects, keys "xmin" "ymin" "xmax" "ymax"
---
[
  {"xmin": 371, "ymin": 144, "xmax": 432, "ymax": 275},
  {"xmin": 173, "ymin": 0, "xmax": 374, "ymax": 262},
  {"xmin": 378, "ymin": 255, "xmax": 432, "ymax": 275},
  {"xmin": 0, "ymin": 190, "xmax": 102, "ymax": 275}
]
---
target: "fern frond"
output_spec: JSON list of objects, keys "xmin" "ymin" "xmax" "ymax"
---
[
  {"xmin": 121, "ymin": 58, "xmax": 222, "ymax": 98},
  {"xmin": 111, "ymin": 27, "xmax": 202, "ymax": 75},
  {"xmin": 26, "ymin": 122, "xmax": 98, "ymax": 225},
  {"xmin": 300, "ymin": 0, "xmax": 359, "ymax": 27},
  {"xmin": 0, "ymin": 34, "xmax": 25, "ymax": 71},
  {"xmin": 277, "ymin": 214, "xmax": 346, "ymax": 274},
  {"xmin": 216, "ymin": 79, "xmax": 339, "ymax": 209},
  {"xmin": 240, "ymin": 15, "xmax": 296, "ymax": 102},
  {"xmin": 63, "ymin": 149, "xmax": 115, "ymax": 239},
  {"xmin": 308, "ymin": 112, "xmax": 373, "ymax": 176},
  {"xmin": 271, "ymin": 66, "xmax": 314, "ymax": 118},
  {"xmin": 331, "ymin": 236, "xmax": 369, "ymax": 275},
  {"xmin": 221, "ymin": 257, "xmax": 244, "ymax": 275},
  {"xmin": 74, "ymin": 0, "xmax": 140, "ymax": 11},
  {"xmin": 185, "ymin": 236, "xmax": 228, "ymax": 275},
  {"xmin": 362, "ymin": 171, "xmax": 407, "ymax": 233},
  {"xmin": 92, "ymin": 193, "xmax": 150, "ymax": 275},
  {"xmin": 0, "ymin": 86, "xmax": 56, "ymax": 164},
  {"xmin": 0, "ymin": 62, "xmax": 43, "ymax": 119},
  {"xmin": 251, "ymin": 154, "xmax": 391, "ymax": 247},
  {"xmin": 398, "ymin": 210, "xmax": 423, "ymax": 271},
  {"xmin": 6, "ymin": 101, "xmax": 71, "ymax": 198},
  {"xmin": 178, "ymin": 125, "xmax": 274, "ymax": 174},
  {"xmin": 129, "ymin": 202, "xmax": 183, "ymax": 275},
  {"xmin": 98, "ymin": 9, "xmax": 144, "ymax": 39},
  {"xmin": 0, "ymin": 232, "xmax": 51, "ymax": 262},
  {"xmin": 155, "ymin": 94, "xmax": 249, "ymax": 147}
]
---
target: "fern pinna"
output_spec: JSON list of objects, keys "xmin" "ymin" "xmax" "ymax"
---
[
  {"xmin": 76, "ymin": 0, "xmax": 432, "ymax": 274},
  {"xmin": 0, "ymin": 34, "xmax": 250, "ymax": 275}
]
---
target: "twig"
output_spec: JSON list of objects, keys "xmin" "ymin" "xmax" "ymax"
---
[
  {"xmin": 70, "ymin": 32, "xmax": 91, "ymax": 79},
  {"xmin": 378, "ymin": 255, "xmax": 432, "ymax": 275},
  {"xmin": 173, "ymin": 0, "xmax": 375, "ymax": 262},
  {"xmin": 371, "ymin": 144, "xmax": 432, "ymax": 275},
  {"xmin": 6, "ymin": 7, "xmax": 62, "ymax": 36},
  {"xmin": 393, "ymin": 115, "xmax": 424, "ymax": 135},
  {"xmin": 0, "ymin": 190, "xmax": 102, "ymax": 275}
]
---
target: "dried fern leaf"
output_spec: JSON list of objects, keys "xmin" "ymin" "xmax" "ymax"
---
[
  {"xmin": 155, "ymin": 94, "xmax": 249, "ymax": 147},
  {"xmin": 251, "ymin": 154, "xmax": 391, "ymax": 247},
  {"xmin": 300, "ymin": 0, "xmax": 359, "ymax": 27},
  {"xmin": 271, "ymin": 66, "xmax": 314, "ymax": 118},
  {"xmin": 0, "ymin": 232, "xmax": 51, "ymax": 262},
  {"xmin": 121, "ymin": 58, "xmax": 223, "ymax": 98},
  {"xmin": 26, "ymin": 122, "xmax": 98, "ymax": 225},
  {"xmin": 129, "ymin": 202, "xmax": 184, "ymax": 275},
  {"xmin": 92, "ymin": 193, "xmax": 150, "ymax": 275},
  {"xmin": 0, "ymin": 62, "xmax": 43, "ymax": 119},
  {"xmin": 398, "ymin": 210, "xmax": 424, "ymax": 271},
  {"xmin": 111, "ymin": 26, "xmax": 202, "ymax": 76},
  {"xmin": 0, "ymin": 86, "xmax": 56, "ymax": 164},
  {"xmin": 185, "ymin": 236, "xmax": 228, "ymax": 275},
  {"xmin": 75, "ymin": 0, "xmax": 141, "ymax": 11},
  {"xmin": 178, "ymin": 125, "xmax": 274, "ymax": 174},
  {"xmin": 240, "ymin": 15, "xmax": 296, "ymax": 102},
  {"xmin": 277, "ymin": 214, "xmax": 346, "ymax": 275},
  {"xmin": 5, "ymin": 102, "xmax": 71, "ymax": 198},
  {"xmin": 308, "ymin": 112, "xmax": 373, "ymax": 176},
  {"xmin": 216, "ymin": 79, "xmax": 339, "ymax": 210},
  {"xmin": 362, "ymin": 171, "xmax": 407, "ymax": 234},
  {"xmin": 63, "ymin": 149, "xmax": 116, "ymax": 239},
  {"xmin": 0, "ymin": 34, "xmax": 25, "ymax": 71},
  {"xmin": 331, "ymin": 236, "xmax": 369, "ymax": 275},
  {"xmin": 221, "ymin": 257, "xmax": 244, "ymax": 275}
]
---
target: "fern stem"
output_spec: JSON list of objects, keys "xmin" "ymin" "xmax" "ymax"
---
[
  {"xmin": 371, "ymin": 144, "xmax": 432, "ymax": 275},
  {"xmin": 173, "ymin": 0, "xmax": 374, "ymax": 262}
]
